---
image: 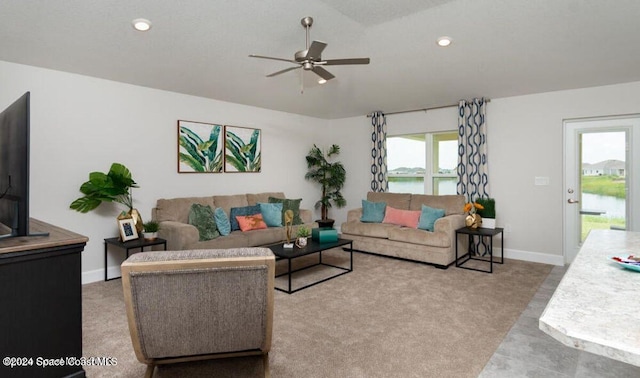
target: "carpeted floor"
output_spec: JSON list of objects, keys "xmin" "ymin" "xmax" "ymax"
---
[{"xmin": 82, "ymin": 250, "xmax": 552, "ymax": 377}]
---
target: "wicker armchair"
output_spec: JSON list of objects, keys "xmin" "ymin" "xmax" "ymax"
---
[{"xmin": 121, "ymin": 248, "xmax": 275, "ymax": 378}]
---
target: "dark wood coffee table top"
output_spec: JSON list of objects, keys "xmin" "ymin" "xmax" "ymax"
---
[{"xmin": 268, "ymin": 238, "xmax": 352, "ymax": 259}]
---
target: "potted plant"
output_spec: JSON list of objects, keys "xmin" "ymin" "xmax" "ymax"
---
[
  {"xmin": 305, "ymin": 144, "xmax": 346, "ymax": 228},
  {"xmin": 142, "ymin": 221, "xmax": 160, "ymax": 240},
  {"xmin": 476, "ymin": 198, "xmax": 496, "ymax": 229},
  {"xmin": 296, "ymin": 225, "xmax": 310, "ymax": 248},
  {"xmin": 69, "ymin": 163, "xmax": 143, "ymax": 232}
]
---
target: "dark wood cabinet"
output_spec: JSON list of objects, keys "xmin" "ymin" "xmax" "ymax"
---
[{"xmin": 0, "ymin": 219, "xmax": 87, "ymax": 378}]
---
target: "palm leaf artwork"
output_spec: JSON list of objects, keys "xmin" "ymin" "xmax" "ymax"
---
[
  {"xmin": 224, "ymin": 126, "xmax": 261, "ymax": 172},
  {"xmin": 178, "ymin": 121, "xmax": 223, "ymax": 173}
]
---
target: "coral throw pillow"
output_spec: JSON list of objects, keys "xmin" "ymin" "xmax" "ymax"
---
[
  {"xmin": 382, "ymin": 206, "xmax": 420, "ymax": 228},
  {"xmin": 236, "ymin": 214, "xmax": 268, "ymax": 232}
]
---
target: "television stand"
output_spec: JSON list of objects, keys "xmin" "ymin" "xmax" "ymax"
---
[{"xmin": 0, "ymin": 219, "xmax": 87, "ymax": 378}]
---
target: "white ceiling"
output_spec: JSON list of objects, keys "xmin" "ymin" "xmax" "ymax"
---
[{"xmin": 2, "ymin": 0, "xmax": 640, "ymax": 119}]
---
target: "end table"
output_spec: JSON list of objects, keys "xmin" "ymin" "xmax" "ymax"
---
[
  {"xmin": 104, "ymin": 237, "xmax": 167, "ymax": 281},
  {"xmin": 455, "ymin": 227, "xmax": 504, "ymax": 273}
]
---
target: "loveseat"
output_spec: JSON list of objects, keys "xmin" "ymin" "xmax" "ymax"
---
[
  {"xmin": 340, "ymin": 192, "xmax": 466, "ymax": 268},
  {"xmin": 152, "ymin": 192, "xmax": 316, "ymax": 251}
]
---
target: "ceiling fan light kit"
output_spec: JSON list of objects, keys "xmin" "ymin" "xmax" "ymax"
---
[{"xmin": 249, "ymin": 16, "xmax": 370, "ymax": 84}]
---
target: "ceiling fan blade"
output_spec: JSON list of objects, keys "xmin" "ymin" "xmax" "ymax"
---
[
  {"xmin": 305, "ymin": 41, "xmax": 327, "ymax": 60},
  {"xmin": 249, "ymin": 54, "xmax": 297, "ymax": 64},
  {"xmin": 322, "ymin": 58, "xmax": 370, "ymax": 65},
  {"xmin": 312, "ymin": 66, "xmax": 335, "ymax": 81},
  {"xmin": 266, "ymin": 66, "xmax": 301, "ymax": 77}
]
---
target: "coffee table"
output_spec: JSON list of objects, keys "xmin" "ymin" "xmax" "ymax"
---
[{"xmin": 267, "ymin": 238, "xmax": 353, "ymax": 294}]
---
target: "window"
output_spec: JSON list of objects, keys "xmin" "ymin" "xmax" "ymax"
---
[{"xmin": 387, "ymin": 132, "xmax": 458, "ymax": 195}]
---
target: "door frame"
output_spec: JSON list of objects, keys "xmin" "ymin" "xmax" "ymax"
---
[{"xmin": 563, "ymin": 115, "xmax": 637, "ymax": 264}]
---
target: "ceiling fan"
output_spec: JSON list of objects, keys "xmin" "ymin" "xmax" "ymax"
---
[{"xmin": 249, "ymin": 16, "xmax": 370, "ymax": 83}]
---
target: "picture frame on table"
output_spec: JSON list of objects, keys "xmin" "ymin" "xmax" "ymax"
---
[{"xmin": 118, "ymin": 218, "xmax": 139, "ymax": 242}]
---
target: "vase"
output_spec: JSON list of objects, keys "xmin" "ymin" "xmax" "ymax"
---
[
  {"xmin": 465, "ymin": 214, "xmax": 482, "ymax": 229},
  {"xmin": 118, "ymin": 208, "xmax": 144, "ymax": 234}
]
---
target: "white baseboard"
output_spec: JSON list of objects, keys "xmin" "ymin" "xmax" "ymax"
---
[
  {"xmin": 503, "ymin": 247, "xmax": 565, "ymax": 266},
  {"xmin": 82, "ymin": 266, "xmax": 122, "ymax": 284}
]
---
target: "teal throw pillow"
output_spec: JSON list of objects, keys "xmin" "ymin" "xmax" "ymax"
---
[
  {"xmin": 417, "ymin": 204, "xmax": 445, "ymax": 231},
  {"xmin": 188, "ymin": 204, "xmax": 220, "ymax": 241},
  {"xmin": 214, "ymin": 207, "xmax": 231, "ymax": 236},
  {"xmin": 258, "ymin": 202, "xmax": 283, "ymax": 227},
  {"xmin": 360, "ymin": 199, "xmax": 386, "ymax": 223},
  {"xmin": 268, "ymin": 197, "xmax": 303, "ymax": 225},
  {"xmin": 229, "ymin": 205, "xmax": 261, "ymax": 231}
]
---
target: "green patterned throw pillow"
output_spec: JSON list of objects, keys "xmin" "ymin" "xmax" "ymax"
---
[
  {"xmin": 188, "ymin": 203, "xmax": 220, "ymax": 241},
  {"xmin": 268, "ymin": 197, "xmax": 303, "ymax": 225}
]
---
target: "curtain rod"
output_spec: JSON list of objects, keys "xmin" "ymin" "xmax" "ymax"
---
[{"xmin": 366, "ymin": 99, "xmax": 491, "ymax": 118}]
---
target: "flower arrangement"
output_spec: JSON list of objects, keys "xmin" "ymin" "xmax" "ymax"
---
[{"xmin": 463, "ymin": 202, "xmax": 484, "ymax": 214}]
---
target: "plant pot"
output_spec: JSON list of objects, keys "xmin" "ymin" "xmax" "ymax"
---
[
  {"xmin": 482, "ymin": 218, "xmax": 496, "ymax": 229},
  {"xmin": 295, "ymin": 237, "xmax": 308, "ymax": 248},
  {"xmin": 316, "ymin": 219, "xmax": 335, "ymax": 228},
  {"xmin": 142, "ymin": 232, "xmax": 158, "ymax": 241}
]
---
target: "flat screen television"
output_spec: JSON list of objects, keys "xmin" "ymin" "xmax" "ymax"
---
[{"xmin": 0, "ymin": 91, "xmax": 46, "ymax": 239}]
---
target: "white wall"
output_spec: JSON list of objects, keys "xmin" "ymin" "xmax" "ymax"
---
[
  {"xmin": 5, "ymin": 58, "xmax": 640, "ymax": 278},
  {"xmin": 330, "ymin": 81, "xmax": 640, "ymax": 266},
  {"xmin": 0, "ymin": 60, "xmax": 330, "ymax": 283}
]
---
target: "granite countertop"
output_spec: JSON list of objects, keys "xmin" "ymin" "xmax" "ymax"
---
[{"xmin": 539, "ymin": 230, "xmax": 640, "ymax": 367}]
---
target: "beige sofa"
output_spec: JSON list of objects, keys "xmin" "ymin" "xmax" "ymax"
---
[
  {"xmin": 152, "ymin": 192, "xmax": 315, "ymax": 251},
  {"xmin": 340, "ymin": 192, "xmax": 466, "ymax": 268}
]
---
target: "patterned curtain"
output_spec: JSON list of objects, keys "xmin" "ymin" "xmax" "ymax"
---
[
  {"xmin": 370, "ymin": 111, "xmax": 388, "ymax": 192},
  {"xmin": 457, "ymin": 98, "xmax": 489, "ymax": 201},
  {"xmin": 457, "ymin": 98, "xmax": 490, "ymax": 256}
]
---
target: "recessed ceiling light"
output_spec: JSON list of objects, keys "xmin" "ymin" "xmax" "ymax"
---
[
  {"xmin": 318, "ymin": 79, "xmax": 327, "ymax": 84},
  {"xmin": 132, "ymin": 18, "xmax": 152, "ymax": 32},
  {"xmin": 436, "ymin": 36, "xmax": 452, "ymax": 47}
]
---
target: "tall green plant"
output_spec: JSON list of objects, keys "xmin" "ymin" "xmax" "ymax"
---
[
  {"xmin": 70, "ymin": 163, "xmax": 138, "ymax": 213},
  {"xmin": 179, "ymin": 125, "xmax": 223, "ymax": 172},
  {"xmin": 305, "ymin": 144, "xmax": 346, "ymax": 220},
  {"xmin": 225, "ymin": 129, "xmax": 261, "ymax": 172},
  {"xmin": 475, "ymin": 198, "xmax": 496, "ymax": 218}
]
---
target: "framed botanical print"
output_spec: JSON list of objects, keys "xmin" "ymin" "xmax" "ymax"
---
[
  {"xmin": 224, "ymin": 125, "xmax": 261, "ymax": 172},
  {"xmin": 178, "ymin": 120, "xmax": 223, "ymax": 173}
]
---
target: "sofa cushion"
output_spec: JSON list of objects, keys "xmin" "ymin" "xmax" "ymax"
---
[
  {"xmin": 187, "ymin": 204, "xmax": 220, "ymax": 241},
  {"xmin": 236, "ymin": 214, "xmax": 267, "ymax": 232},
  {"xmin": 268, "ymin": 197, "xmax": 302, "ymax": 225},
  {"xmin": 367, "ymin": 192, "xmax": 411, "ymax": 210},
  {"xmin": 387, "ymin": 227, "xmax": 450, "ymax": 248},
  {"xmin": 360, "ymin": 199, "xmax": 386, "ymax": 223},
  {"xmin": 417, "ymin": 205, "xmax": 445, "ymax": 231},
  {"xmin": 258, "ymin": 202, "xmax": 283, "ymax": 227},
  {"xmin": 341, "ymin": 221, "xmax": 400, "ymax": 239},
  {"xmin": 156, "ymin": 196, "xmax": 215, "ymax": 223},
  {"xmin": 409, "ymin": 194, "xmax": 465, "ymax": 216},
  {"xmin": 383, "ymin": 206, "xmax": 420, "ymax": 228},
  {"xmin": 229, "ymin": 205, "xmax": 261, "ymax": 231},
  {"xmin": 213, "ymin": 194, "xmax": 249, "ymax": 218},
  {"xmin": 214, "ymin": 207, "xmax": 231, "ymax": 236},
  {"xmin": 247, "ymin": 192, "xmax": 285, "ymax": 205},
  {"xmin": 245, "ymin": 227, "xmax": 286, "ymax": 247}
]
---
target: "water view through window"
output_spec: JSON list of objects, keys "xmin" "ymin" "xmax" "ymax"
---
[
  {"xmin": 387, "ymin": 133, "xmax": 457, "ymax": 194},
  {"xmin": 580, "ymin": 131, "xmax": 626, "ymax": 240}
]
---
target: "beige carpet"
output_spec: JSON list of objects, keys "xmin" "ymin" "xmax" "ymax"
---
[{"xmin": 82, "ymin": 250, "xmax": 552, "ymax": 378}]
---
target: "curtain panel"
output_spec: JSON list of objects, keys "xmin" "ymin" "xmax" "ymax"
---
[
  {"xmin": 456, "ymin": 98, "xmax": 489, "ymax": 202},
  {"xmin": 370, "ymin": 111, "xmax": 388, "ymax": 192},
  {"xmin": 457, "ymin": 98, "xmax": 491, "ymax": 256}
]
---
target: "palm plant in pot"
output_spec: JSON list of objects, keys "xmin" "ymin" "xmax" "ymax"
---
[
  {"xmin": 69, "ymin": 163, "xmax": 143, "ymax": 233},
  {"xmin": 305, "ymin": 144, "xmax": 346, "ymax": 228}
]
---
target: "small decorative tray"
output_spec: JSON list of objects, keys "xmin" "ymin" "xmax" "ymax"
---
[{"xmin": 611, "ymin": 255, "xmax": 640, "ymax": 272}]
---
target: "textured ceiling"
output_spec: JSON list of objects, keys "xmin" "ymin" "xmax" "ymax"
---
[{"xmin": 1, "ymin": 0, "xmax": 640, "ymax": 119}]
